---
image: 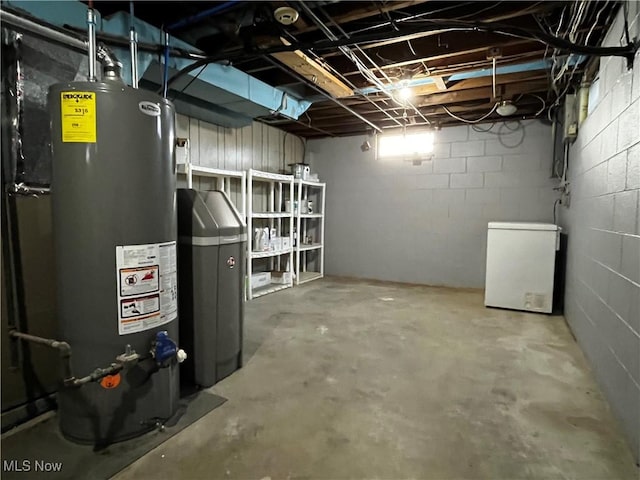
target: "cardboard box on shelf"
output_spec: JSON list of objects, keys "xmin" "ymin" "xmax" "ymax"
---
[
  {"xmin": 271, "ymin": 271, "xmax": 292, "ymax": 285},
  {"xmin": 281, "ymin": 237, "xmax": 291, "ymax": 249}
]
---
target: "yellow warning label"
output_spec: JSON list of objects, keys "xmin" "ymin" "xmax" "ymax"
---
[{"xmin": 60, "ymin": 91, "xmax": 96, "ymax": 143}]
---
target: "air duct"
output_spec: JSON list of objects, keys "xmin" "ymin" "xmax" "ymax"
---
[{"xmin": 3, "ymin": 1, "xmax": 312, "ymax": 128}]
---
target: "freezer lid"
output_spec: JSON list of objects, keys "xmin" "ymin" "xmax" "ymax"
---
[{"xmin": 488, "ymin": 222, "xmax": 560, "ymax": 231}]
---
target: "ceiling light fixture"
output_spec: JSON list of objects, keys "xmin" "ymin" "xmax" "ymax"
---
[
  {"xmin": 399, "ymin": 86, "xmax": 412, "ymax": 101},
  {"xmin": 496, "ymin": 100, "xmax": 517, "ymax": 117}
]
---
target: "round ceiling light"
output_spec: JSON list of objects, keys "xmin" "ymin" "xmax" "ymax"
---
[
  {"xmin": 496, "ymin": 100, "xmax": 517, "ymax": 116},
  {"xmin": 399, "ymin": 86, "xmax": 412, "ymax": 101},
  {"xmin": 274, "ymin": 6, "xmax": 299, "ymax": 25}
]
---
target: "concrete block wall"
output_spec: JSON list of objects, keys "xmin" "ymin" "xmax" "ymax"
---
[
  {"xmin": 308, "ymin": 119, "xmax": 557, "ymax": 288},
  {"xmin": 559, "ymin": 3, "xmax": 640, "ymax": 463}
]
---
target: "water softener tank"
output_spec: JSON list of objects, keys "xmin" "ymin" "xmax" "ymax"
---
[{"xmin": 49, "ymin": 72, "xmax": 180, "ymax": 444}]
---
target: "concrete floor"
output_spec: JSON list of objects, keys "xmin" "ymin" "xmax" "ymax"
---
[{"xmin": 115, "ymin": 277, "xmax": 637, "ymax": 480}]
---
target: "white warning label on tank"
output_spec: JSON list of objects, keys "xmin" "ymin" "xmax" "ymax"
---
[
  {"xmin": 116, "ymin": 241, "xmax": 178, "ymax": 335},
  {"xmin": 119, "ymin": 266, "xmax": 159, "ymax": 296}
]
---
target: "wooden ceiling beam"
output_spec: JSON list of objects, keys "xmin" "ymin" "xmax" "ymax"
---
[
  {"xmin": 295, "ymin": 0, "xmax": 433, "ymax": 34},
  {"xmin": 411, "ymin": 69, "xmax": 550, "ymax": 96},
  {"xmin": 306, "ymin": 70, "xmax": 551, "ymax": 113},
  {"xmin": 303, "ymin": 81, "xmax": 549, "ymax": 123},
  {"xmin": 332, "ymin": 39, "xmax": 541, "ymax": 77},
  {"xmin": 304, "ymin": 92, "xmax": 547, "ymax": 128},
  {"xmin": 280, "ymin": 103, "xmax": 547, "ymax": 137},
  {"xmin": 270, "ymin": 38, "xmax": 353, "ymax": 98},
  {"xmin": 417, "ymin": 80, "xmax": 549, "ymax": 107},
  {"xmin": 326, "ymin": 2, "xmax": 557, "ymax": 54}
]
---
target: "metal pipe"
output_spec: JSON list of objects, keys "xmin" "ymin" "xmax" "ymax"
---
[
  {"xmin": 9, "ymin": 330, "xmax": 73, "ymax": 380},
  {"xmin": 0, "ymin": 8, "xmax": 119, "ymax": 70},
  {"xmin": 8, "ymin": 330, "xmax": 140, "ymax": 388},
  {"xmin": 297, "ymin": 3, "xmax": 402, "ymax": 126},
  {"xmin": 61, "ymin": 23, "xmax": 206, "ymax": 59},
  {"xmin": 578, "ymin": 81, "xmax": 590, "ymax": 125},
  {"xmin": 73, "ymin": 364, "xmax": 123, "ymax": 386},
  {"xmin": 299, "ymin": 2, "xmax": 428, "ymax": 125},
  {"xmin": 129, "ymin": 1, "xmax": 139, "ymax": 88},
  {"xmin": 167, "ymin": 0, "xmax": 238, "ymax": 31},
  {"xmin": 492, "ymin": 57, "xmax": 497, "ymax": 99},
  {"xmin": 163, "ymin": 31, "xmax": 170, "ymax": 98},
  {"xmin": 0, "ymin": 9, "xmax": 87, "ymax": 53},
  {"xmin": 87, "ymin": 7, "xmax": 97, "ymax": 81},
  {"xmin": 6, "ymin": 184, "xmax": 51, "ymax": 196},
  {"xmin": 280, "ymin": 31, "xmax": 403, "ymax": 127}
]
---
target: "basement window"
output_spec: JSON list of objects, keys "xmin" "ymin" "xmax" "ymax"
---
[{"xmin": 377, "ymin": 131, "xmax": 434, "ymax": 160}]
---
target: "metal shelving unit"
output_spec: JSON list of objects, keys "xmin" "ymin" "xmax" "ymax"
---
[
  {"xmin": 294, "ymin": 179, "xmax": 326, "ymax": 285},
  {"xmin": 247, "ymin": 169, "xmax": 295, "ymax": 299}
]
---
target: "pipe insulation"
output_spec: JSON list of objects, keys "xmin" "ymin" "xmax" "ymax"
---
[{"xmin": 0, "ymin": 9, "xmax": 119, "ymax": 69}]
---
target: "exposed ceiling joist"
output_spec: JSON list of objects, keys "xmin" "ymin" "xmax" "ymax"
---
[
  {"xmin": 336, "ymin": 2, "xmax": 558, "ymax": 53},
  {"xmin": 89, "ymin": 0, "xmax": 620, "ymax": 138},
  {"xmin": 270, "ymin": 38, "xmax": 353, "ymax": 98},
  {"xmin": 295, "ymin": 0, "xmax": 433, "ymax": 34}
]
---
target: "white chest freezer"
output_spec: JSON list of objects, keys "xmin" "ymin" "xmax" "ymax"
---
[{"xmin": 485, "ymin": 222, "xmax": 561, "ymax": 313}]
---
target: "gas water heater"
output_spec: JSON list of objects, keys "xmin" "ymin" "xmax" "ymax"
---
[{"xmin": 48, "ymin": 63, "xmax": 181, "ymax": 444}]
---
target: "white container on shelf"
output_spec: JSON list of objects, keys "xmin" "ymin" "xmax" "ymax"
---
[{"xmin": 251, "ymin": 272, "xmax": 271, "ymax": 289}]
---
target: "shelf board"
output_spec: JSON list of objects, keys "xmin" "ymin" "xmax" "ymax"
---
[
  {"xmin": 252, "ymin": 282, "xmax": 292, "ymax": 298},
  {"xmin": 251, "ymin": 248, "xmax": 293, "ymax": 259},
  {"xmin": 297, "ymin": 271, "xmax": 323, "ymax": 284},
  {"xmin": 177, "ymin": 164, "xmax": 244, "ymax": 178},
  {"xmin": 295, "ymin": 179, "xmax": 325, "ymax": 187},
  {"xmin": 250, "ymin": 170, "xmax": 294, "ymax": 182},
  {"xmin": 298, "ymin": 243, "xmax": 323, "ymax": 252},
  {"xmin": 300, "ymin": 213, "xmax": 323, "ymax": 218},
  {"xmin": 252, "ymin": 212, "xmax": 292, "ymax": 219}
]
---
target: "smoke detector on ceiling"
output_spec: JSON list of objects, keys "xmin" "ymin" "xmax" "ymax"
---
[
  {"xmin": 274, "ymin": 6, "xmax": 299, "ymax": 25},
  {"xmin": 496, "ymin": 100, "xmax": 517, "ymax": 117}
]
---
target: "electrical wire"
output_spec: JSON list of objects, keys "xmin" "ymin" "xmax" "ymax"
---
[
  {"xmin": 623, "ymin": 1, "xmax": 631, "ymax": 45},
  {"xmin": 471, "ymin": 123, "xmax": 495, "ymax": 133},
  {"xmin": 160, "ymin": 15, "xmax": 637, "ymax": 95},
  {"xmin": 442, "ymin": 103, "xmax": 498, "ymax": 123},
  {"xmin": 168, "ymin": 64, "xmax": 207, "ymax": 102},
  {"xmin": 470, "ymin": 120, "xmax": 525, "ymax": 149},
  {"xmin": 523, "ymin": 93, "xmax": 546, "ymax": 116},
  {"xmin": 308, "ymin": 2, "xmax": 430, "ymax": 124},
  {"xmin": 406, "ymin": 39, "xmax": 417, "ymax": 56},
  {"xmin": 504, "ymin": 119, "xmax": 521, "ymax": 131}
]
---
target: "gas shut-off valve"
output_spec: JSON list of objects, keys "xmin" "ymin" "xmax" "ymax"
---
[{"xmin": 152, "ymin": 331, "xmax": 187, "ymax": 366}]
